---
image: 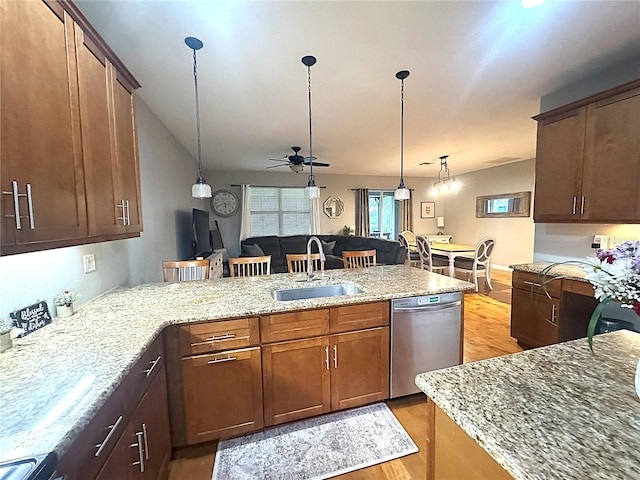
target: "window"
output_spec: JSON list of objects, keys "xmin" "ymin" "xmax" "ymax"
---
[
  {"xmin": 368, "ymin": 190, "xmax": 399, "ymax": 240},
  {"xmin": 248, "ymin": 187, "xmax": 310, "ymax": 236}
]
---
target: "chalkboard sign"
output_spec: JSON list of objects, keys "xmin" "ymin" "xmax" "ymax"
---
[{"xmin": 10, "ymin": 301, "xmax": 52, "ymax": 338}]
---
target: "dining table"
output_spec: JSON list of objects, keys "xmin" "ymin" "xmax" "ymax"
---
[{"xmin": 430, "ymin": 242, "xmax": 476, "ymax": 277}]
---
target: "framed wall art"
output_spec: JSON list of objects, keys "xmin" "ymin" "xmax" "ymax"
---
[{"xmin": 420, "ymin": 201, "xmax": 435, "ymax": 219}]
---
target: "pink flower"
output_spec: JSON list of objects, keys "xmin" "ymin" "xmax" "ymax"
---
[{"xmin": 634, "ymin": 302, "xmax": 640, "ymax": 317}]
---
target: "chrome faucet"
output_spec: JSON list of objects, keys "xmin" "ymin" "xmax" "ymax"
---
[{"xmin": 306, "ymin": 236, "xmax": 326, "ymax": 281}]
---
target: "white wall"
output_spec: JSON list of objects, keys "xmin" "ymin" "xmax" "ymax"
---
[
  {"xmin": 205, "ymin": 161, "xmax": 536, "ymax": 270},
  {"xmin": 0, "ymin": 99, "xmax": 201, "ymax": 318},
  {"xmin": 437, "ymin": 160, "xmax": 535, "ymax": 269}
]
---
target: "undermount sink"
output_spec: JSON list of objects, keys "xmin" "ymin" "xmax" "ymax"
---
[{"xmin": 272, "ymin": 283, "xmax": 364, "ymax": 301}]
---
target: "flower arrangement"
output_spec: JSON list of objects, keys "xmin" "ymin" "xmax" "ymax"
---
[
  {"xmin": 542, "ymin": 241, "xmax": 640, "ymax": 350},
  {"xmin": 53, "ymin": 290, "xmax": 80, "ymax": 307},
  {"xmin": 0, "ymin": 318, "xmax": 12, "ymax": 336}
]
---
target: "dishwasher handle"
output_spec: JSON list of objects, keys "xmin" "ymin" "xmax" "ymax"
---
[{"xmin": 393, "ymin": 301, "xmax": 461, "ymax": 313}]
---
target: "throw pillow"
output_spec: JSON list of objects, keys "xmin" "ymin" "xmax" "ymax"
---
[
  {"xmin": 243, "ymin": 244, "xmax": 265, "ymax": 256},
  {"xmin": 322, "ymin": 240, "xmax": 336, "ymax": 255}
]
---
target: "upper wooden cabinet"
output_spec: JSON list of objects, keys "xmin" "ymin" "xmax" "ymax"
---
[
  {"xmin": 1, "ymin": 0, "xmax": 88, "ymax": 250},
  {"xmin": 533, "ymin": 80, "xmax": 640, "ymax": 223},
  {"xmin": 0, "ymin": 0, "xmax": 141, "ymax": 255}
]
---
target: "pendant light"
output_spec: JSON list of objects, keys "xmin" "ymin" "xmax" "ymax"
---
[
  {"xmin": 431, "ymin": 155, "xmax": 459, "ymax": 195},
  {"xmin": 302, "ymin": 55, "xmax": 320, "ymax": 200},
  {"xmin": 394, "ymin": 70, "xmax": 411, "ymax": 201},
  {"xmin": 186, "ymin": 36, "xmax": 212, "ymax": 199}
]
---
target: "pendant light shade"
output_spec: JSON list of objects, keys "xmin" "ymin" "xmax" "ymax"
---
[
  {"xmin": 394, "ymin": 70, "xmax": 410, "ymax": 201},
  {"xmin": 186, "ymin": 36, "xmax": 212, "ymax": 199},
  {"xmin": 302, "ymin": 55, "xmax": 321, "ymax": 200}
]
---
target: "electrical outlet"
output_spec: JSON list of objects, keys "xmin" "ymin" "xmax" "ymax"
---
[{"xmin": 83, "ymin": 254, "xmax": 96, "ymax": 273}]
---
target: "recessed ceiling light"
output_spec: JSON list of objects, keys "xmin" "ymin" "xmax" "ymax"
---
[{"xmin": 521, "ymin": 0, "xmax": 547, "ymax": 8}]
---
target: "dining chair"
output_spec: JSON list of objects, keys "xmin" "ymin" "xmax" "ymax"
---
[
  {"xmin": 286, "ymin": 253, "xmax": 325, "ymax": 273},
  {"xmin": 453, "ymin": 237, "xmax": 496, "ymax": 292},
  {"xmin": 229, "ymin": 255, "xmax": 272, "ymax": 277},
  {"xmin": 415, "ymin": 235, "xmax": 448, "ymax": 274},
  {"xmin": 162, "ymin": 259, "xmax": 210, "ymax": 282},
  {"xmin": 399, "ymin": 231, "xmax": 417, "ymax": 250},
  {"xmin": 342, "ymin": 250, "xmax": 377, "ymax": 268},
  {"xmin": 398, "ymin": 233, "xmax": 421, "ymax": 268}
]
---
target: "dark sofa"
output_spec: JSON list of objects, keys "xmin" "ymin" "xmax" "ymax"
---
[{"xmin": 240, "ymin": 234, "xmax": 407, "ymax": 273}]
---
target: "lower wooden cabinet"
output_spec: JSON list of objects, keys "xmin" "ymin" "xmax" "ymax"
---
[
  {"xmin": 262, "ymin": 337, "xmax": 331, "ymax": 426},
  {"xmin": 96, "ymin": 368, "xmax": 171, "ymax": 480},
  {"xmin": 510, "ymin": 287, "xmax": 559, "ymax": 348},
  {"xmin": 181, "ymin": 346, "xmax": 263, "ymax": 444},
  {"xmin": 262, "ymin": 327, "xmax": 390, "ymax": 427}
]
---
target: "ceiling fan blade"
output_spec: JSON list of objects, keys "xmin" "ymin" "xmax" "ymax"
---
[
  {"xmin": 268, "ymin": 158, "xmax": 289, "ymax": 162},
  {"xmin": 304, "ymin": 160, "xmax": 330, "ymax": 167},
  {"xmin": 266, "ymin": 164, "xmax": 287, "ymax": 169}
]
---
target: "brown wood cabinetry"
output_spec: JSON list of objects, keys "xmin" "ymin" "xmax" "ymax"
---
[
  {"xmin": 1, "ymin": 0, "xmax": 87, "ymax": 250},
  {"xmin": 0, "ymin": 0, "xmax": 141, "ymax": 256},
  {"xmin": 166, "ymin": 318, "xmax": 264, "ymax": 446},
  {"xmin": 533, "ymin": 80, "xmax": 640, "ymax": 223},
  {"xmin": 262, "ymin": 302, "xmax": 390, "ymax": 427},
  {"xmin": 510, "ymin": 270, "xmax": 599, "ymax": 349}
]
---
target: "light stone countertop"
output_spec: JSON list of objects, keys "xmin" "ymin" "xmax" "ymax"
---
[
  {"xmin": 510, "ymin": 262, "xmax": 588, "ymax": 281},
  {"xmin": 416, "ymin": 330, "xmax": 640, "ymax": 480},
  {"xmin": 0, "ymin": 265, "xmax": 473, "ymax": 463}
]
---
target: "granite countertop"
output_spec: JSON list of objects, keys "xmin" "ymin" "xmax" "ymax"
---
[
  {"xmin": 0, "ymin": 265, "xmax": 473, "ymax": 463},
  {"xmin": 416, "ymin": 330, "xmax": 640, "ymax": 480},
  {"xmin": 510, "ymin": 262, "xmax": 588, "ymax": 281}
]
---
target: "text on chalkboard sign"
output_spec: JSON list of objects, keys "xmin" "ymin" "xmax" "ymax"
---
[{"xmin": 10, "ymin": 301, "xmax": 52, "ymax": 337}]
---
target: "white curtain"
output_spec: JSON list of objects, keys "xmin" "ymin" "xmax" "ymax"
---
[
  {"xmin": 310, "ymin": 196, "xmax": 321, "ymax": 235},
  {"xmin": 239, "ymin": 184, "xmax": 251, "ymax": 242},
  {"xmin": 399, "ymin": 196, "xmax": 414, "ymax": 233}
]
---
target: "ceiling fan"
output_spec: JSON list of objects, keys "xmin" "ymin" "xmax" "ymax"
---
[{"xmin": 267, "ymin": 146, "xmax": 330, "ymax": 173}]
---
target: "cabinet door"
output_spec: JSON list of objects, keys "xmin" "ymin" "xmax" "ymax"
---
[
  {"xmin": 182, "ymin": 347, "xmax": 263, "ymax": 444},
  {"xmin": 262, "ymin": 337, "xmax": 330, "ymax": 426},
  {"xmin": 95, "ymin": 421, "xmax": 137, "ymax": 480},
  {"xmin": 510, "ymin": 288, "xmax": 559, "ymax": 348},
  {"xmin": 113, "ymin": 76, "xmax": 142, "ymax": 233},
  {"xmin": 533, "ymin": 108, "xmax": 585, "ymax": 222},
  {"xmin": 0, "ymin": 0, "xmax": 87, "ymax": 249},
  {"xmin": 330, "ymin": 327, "xmax": 390, "ymax": 411},
  {"xmin": 582, "ymin": 87, "xmax": 640, "ymax": 222},
  {"xmin": 133, "ymin": 366, "xmax": 171, "ymax": 480}
]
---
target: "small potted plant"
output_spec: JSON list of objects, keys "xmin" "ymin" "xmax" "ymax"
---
[
  {"xmin": 0, "ymin": 318, "xmax": 13, "ymax": 353},
  {"xmin": 53, "ymin": 290, "xmax": 80, "ymax": 318}
]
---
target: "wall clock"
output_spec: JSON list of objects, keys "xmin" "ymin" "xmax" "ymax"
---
[{"xmin": 210, "ymin": 189, "xmax": 239, "ymax": 217}]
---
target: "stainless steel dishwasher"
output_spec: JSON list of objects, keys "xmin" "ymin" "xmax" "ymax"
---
[{"xmin": 390, "ymin": 292, "xmax": 463, "ymax": 398}]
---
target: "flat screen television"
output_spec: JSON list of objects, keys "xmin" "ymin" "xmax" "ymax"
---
[{"xmin": 192, "ymin": 208, "xmax": 212, "ymax": 259}]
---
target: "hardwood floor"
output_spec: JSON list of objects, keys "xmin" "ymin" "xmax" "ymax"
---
[{"xmin": 168, "ymin": 270, "xmax": 521, "ymax": 480}]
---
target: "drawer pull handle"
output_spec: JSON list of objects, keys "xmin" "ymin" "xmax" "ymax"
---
[
  {"xmin": 131, "ymin": 431, "xmax": 145, "ymax": 473},
  {"xmin": 551, "ymin": 304, "xmax": 557, "ymax": 324},
  {"xmin": 325, "ymin": 345, "xmax": 329, "ymax": 370},
  {"xmin": 142, "ymin": 423, "xmax": 149, "ymax": 460},
  {"xmin": 143, "ymin": 355, "xmax": 162, "ymax": 377},
  {"xmin": 572, "ymin": 196, "xmax": 577, "ymax": 215},
  {"xmin": 208, "ymin": 356, "xmax": 236, "ymax": 364},
  {"xmin": 523, "ymin": 280, "xmax": 542, "ymax": 288},
  {"xmin": 95, "ymin": 415, "xmax": 123, "ymax": 457},
  {"xmin": 205, "ymin": 333, "xmax": 236, "ymax": 342},
  {"xmin": 580, "ymin": 196, "xmax": 585, "ymax": 216},
  {"xmin": 333, "ymin": 345, "xmax": 338, "ymax": 369}
]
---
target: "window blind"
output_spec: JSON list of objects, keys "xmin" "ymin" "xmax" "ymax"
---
[{"xmin": 249, "ymin": 187, "xmax": 310, "ymax": 236}]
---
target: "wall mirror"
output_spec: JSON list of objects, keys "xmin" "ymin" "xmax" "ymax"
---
[
  {"xmin": 323, "ymin": 196, "xmax": 344, "ymax": 218},
  {"xmin": 476, "ymin": 191, "xmax": 531, "ymax": 218}
]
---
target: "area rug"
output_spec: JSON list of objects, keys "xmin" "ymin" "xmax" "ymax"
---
[{"xmin": 211, "ymin": 402, "xmax": 418, "ymax": 480}]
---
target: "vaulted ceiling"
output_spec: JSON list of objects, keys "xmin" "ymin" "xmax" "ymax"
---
[{"xmin": 76, "ymin": 0, "xmax": 640, "ymax": 177}]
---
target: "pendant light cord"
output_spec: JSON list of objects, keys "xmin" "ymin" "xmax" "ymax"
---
[
  {"xmin": 307, "ymin": 64, "xmax": 314, "ymax": 180},
  {"xmin": 193, "ymin": 48, "xmax": 203, "ymax": 177},
  {"xmin": 399, "ymin": 77, "xmax": 405, "ymax": 187}
]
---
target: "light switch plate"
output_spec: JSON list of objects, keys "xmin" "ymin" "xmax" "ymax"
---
[{"xmin": 83, "ymin": 254, "xmax": 96, "ymax": 273}]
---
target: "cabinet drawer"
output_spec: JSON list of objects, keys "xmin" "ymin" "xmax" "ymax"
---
[
  {"xmin": 56, "ymin": 384, "xmax": 126, "ymax": 480},
  {"xmin": 512, "ymin": 270, "xmax": 562, "ymax": 298},
  {"xmin": 123, "ymin": 334, "xmax": 164, "ymax": 415},
  {"xmin": 180, "ymin": 317, "xmax": 259, "ymax": 356},
  {"xmin": 329, "ymin": 301, "xmax": 390, "ymax": 333},
  {"xmin": 261, "ymin": 309, "xmax": 330, "ymax": 343}
]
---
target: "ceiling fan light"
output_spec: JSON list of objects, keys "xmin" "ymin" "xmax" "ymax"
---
[
  {"xmin": 192, "ymin": 176, "xmax": 212, "ymax": 198},
  {"xmin": 290, "ymin": 164, "xmax": 304, "ymax": 173}
]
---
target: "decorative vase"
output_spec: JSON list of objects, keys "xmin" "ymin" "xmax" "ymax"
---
[
  {"xmin": 0, "ymin": 332, "xmax": 12, "ymax": 353},
  {"xmin": 56, "ymin": 304, "xmax": 74, "ymax": 318}
]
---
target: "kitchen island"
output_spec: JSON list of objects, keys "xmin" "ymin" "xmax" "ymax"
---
[
  {"xmin": 0, "ymin": 265, "xmax": 472, "ymax": 471},
  {"xmin": 416, "ymin": 329, "xmax": 640, "ymax": 480}
]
